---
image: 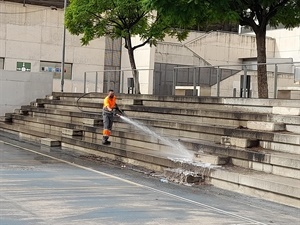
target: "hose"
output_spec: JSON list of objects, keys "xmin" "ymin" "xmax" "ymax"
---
[
  {"xmin": 76, "ymin": 92, "xmax": 126, "ymax": 117},
  {"xmin": 76, "ymin": 92, "xmax": 101, "ymax": 115}
]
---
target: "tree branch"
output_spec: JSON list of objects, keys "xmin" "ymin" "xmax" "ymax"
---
[
  {"xmin": 108, "ymin": 19, "xmax": 123, "ymax": 30},
  {"xmin": 266, "ymin": 0, "xmax": 289, "ymax": 21},
  {"xmin": 87, "ymin": 10, "xmax": 102, "ymax": 21},
  {"xmin": 124, "ymin": 37, "xmax": 128, "ymax": 49},
  {"xmin": 240, "ymin": 14, "xmax": 259, "ymax": 33},
  {"xmin": 128, "ymin": 11, "xmax": 147, "ymax": 29},
  {"xmin": 132, "ymin": 36, "xmax": 152, "ymax": 51}
]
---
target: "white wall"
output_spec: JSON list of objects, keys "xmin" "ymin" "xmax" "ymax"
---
[
  {"xmin": 0, "ymin": 2, "xmax": 106, "ymax": 93},
  {"xmin": 185, "ymin": 31, "xmax": 275, "ymax": 66},
  {"xmin": 121, "ymin": 36, "xmax": 154, "ymax": 94},
  {"xmin": 266, "ymin": 28, "xmax": 300, "ymax": 62},
  {"xmin": 0, "ymin": 70, "xmax": 53, "ymax": 115},
  {"xmin": 155, "ymin": 42, "xmax": 210, "ymax": 66}
]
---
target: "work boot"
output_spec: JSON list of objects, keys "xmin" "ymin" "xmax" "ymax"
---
[{"xmin": 102, "ymin": 136, "xmax": 111, "ymax": 145}]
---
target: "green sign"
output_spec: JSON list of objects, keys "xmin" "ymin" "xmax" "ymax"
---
[{"xmin": 17, "ymin": 62, "xmax": 31, "ymax": 72}]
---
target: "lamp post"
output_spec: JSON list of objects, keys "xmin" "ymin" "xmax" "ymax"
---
[{"xmin": 61, "ymin": 0, "xmax": 67, "ymax": 92}]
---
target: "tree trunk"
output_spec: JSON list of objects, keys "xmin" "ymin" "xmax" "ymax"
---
[
  {"xmin": 255, "ymin": 29, "xmax": 269, "ymax": 98},
  {"xmin": 126, "ymin": 37, "xmax": 141, "ymax": 94}
]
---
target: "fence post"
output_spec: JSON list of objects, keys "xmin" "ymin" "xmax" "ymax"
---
[
  {"xmin": 107, "ymin": 72, "xmax": 111, "ymax": 91},
  {"xmin": 274, "ymin": 64, "xmax": 278, "ymax": 99},
  {"xmin": 216, "ymin": 66, "xmax": 221, "ymax": 97},
  {"xmin": 243, "ymin": 65, "xmax": 247, "ymax": 98},
  {"xmin": 193, "ymin": 67, "xmax": 197, "ymax": 96},
  {"xmin": 84, "ymin": 72, "xmax": 87, "ymax": 93},
  {"xmin": 172, "ymin": 67, "xmax": 177, "ymax": 95},
  {"xmin": 95, "ymin": 72, "xmax": 98, "ymax": 92},
  {"xmin": 121, "ymin": 70, "xmax": 124, "ymax": 94}
]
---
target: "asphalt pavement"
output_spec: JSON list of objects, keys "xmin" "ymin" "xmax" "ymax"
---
[{"xmin": 0, "ymin": 135, "xmax": 299, "ymax": 225}]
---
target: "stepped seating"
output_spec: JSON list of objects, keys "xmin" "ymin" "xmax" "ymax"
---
[{"xmin": 0, "ymin": 92, "xmax": 299, "ymax": 208}]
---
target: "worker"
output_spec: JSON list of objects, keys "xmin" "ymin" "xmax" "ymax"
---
[{"xmin": 102, "ymin": 89, "xmax": 117, "ymax": 145}]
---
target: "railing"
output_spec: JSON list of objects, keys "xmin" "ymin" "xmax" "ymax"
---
[
  {"xmin": 173, "ymin": 62, "xmax": 300, "ymax": 98},
  {"xmin": 83, "ymin": 69, "xmax": 154, "ymax": 94},
  {"xmin": 82, "ymin": 62, "xmax": 299, "ymax": 98}
]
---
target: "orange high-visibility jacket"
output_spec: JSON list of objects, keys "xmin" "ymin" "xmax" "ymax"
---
[{"xmin": 103, "ymin": 96, "xmax": 116, "ymax": 110}]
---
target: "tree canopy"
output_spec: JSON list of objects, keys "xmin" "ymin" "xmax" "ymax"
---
[
  {"xmin": 146, "ymin": 0, "xmax": 300, "ymax": 98},
  {"xmin": 65, "ymin": 0, "xmax": 187, "ymax": 94}
]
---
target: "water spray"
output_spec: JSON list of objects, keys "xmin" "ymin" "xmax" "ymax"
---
[{"xmin": 118, "ymin": 115, "xmax": 194, "ymax": 161}]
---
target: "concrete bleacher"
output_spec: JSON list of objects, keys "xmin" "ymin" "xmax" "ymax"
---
[
  {"xmin": 277, "ymin": 86, "xmax": 300, "ymax": 99},
  {"xmin": 0, "ymin": 92, "xmax": 299, "ymax": 208}
]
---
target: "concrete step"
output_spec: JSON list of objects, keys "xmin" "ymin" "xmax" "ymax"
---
[
  {"xmin": 220, "ymin": 136, "xmax": 259, "ymax": 148},
  {"xmin": 179, "ymin": 138, "xmax": 300, "ymax": 179},
  {"xmin": 272, "ymin": 107, "xmax": 300, "ymax": 116},
  {"xmin": 115, "ymin": 116, "xmax": 300, "ymax": 147},
  {"xmin": 13, "ymin": 106, "xmax": 300, "ymax": 154},
  {"xmin": 209, "ymin": 167, "xmax": 300, "ymax": 208},
  {"xmin": 7, "ymin": 114, "xmax": 300, "ymax": 178},
  {"xmin": 11, "ymin": 115, "xmax": 210, "ymax": 163},
  {"xmin": 124, "ymin": 104, "xmax": 300, "ymax": 126},
  {"xmin": 37, "ymin": 98, "xmax": 300, "ymax": 126},
  {"xmin": 260, "ymin": 141, "xmax": 300, "ymax": 155},
  {"xmin": 40, "ymin": 138, "xmax": 61, "ymax": 147},
  {"xmin": 0, "ymin": 116, "xmax": 12, "ymax": 123},
  {"xmin": 35, "ymin": 100, "xmax": 300, "ymax": 135},
  {"xmin": 29, "ymin": 106, "xmax": 102, "ymax": 120},
  {"xmin": 142, "ymin": 100, "xmax": 273, "ymax": 113},
  {"xmin": 286, "ymin": 124, "xmax": 300, "ymax": 134},
  {"xmin": 28, "ymin": 111, "xmax": 102, "ymax": 126},
  {"xmin": 1, "ymin": 126, "xmax": 299, "ymax": 208},
  {"xmin": 231, "ymin": 157, "xmax": 300, "ymax": 180},
  {"xmin": 3, "ymin": 118, "xmax": 298, "ymax": 176},
  {"xmin": 246, "ymin": 121, "xmax": 286, "ymax": 131},
  {"xmin": 52, "ymin": 92, "xmax": 300, "ymax": 108},
  {"xmin": 40, "ymin": 104, "xmax": 242, "ymax": 128},
  {"xmin": 9, "ymin": 115, "xmax": 192, "ymax": 158}
]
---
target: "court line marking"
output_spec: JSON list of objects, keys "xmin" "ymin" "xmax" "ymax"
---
[{"xmin": 2, "ymin": 140, "xmax": 266, "ymax": 225}]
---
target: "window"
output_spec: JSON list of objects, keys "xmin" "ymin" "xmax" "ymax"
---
[
  {"xmin": 40, "ymin": 61, "xmax": 72, "ymax": 80},
  {"xmin": 17, "ymin": 62, "xmax": 31, "ymax": 72},
  {"xmin": 0, "ymin": 58, "xmax": 3, "ymax": 69}
]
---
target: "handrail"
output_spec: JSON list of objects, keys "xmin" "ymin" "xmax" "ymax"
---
[{"xmin": 174, "ymin": 61, "xmax": 300, "ymax": 70}]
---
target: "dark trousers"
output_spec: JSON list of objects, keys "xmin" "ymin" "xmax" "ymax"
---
[{"xmin": 102, "ymin": 111, "xmax": 113, "ymax": 138}]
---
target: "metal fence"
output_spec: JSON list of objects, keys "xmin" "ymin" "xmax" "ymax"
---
[
  {"xmin": 83, "ymin": 69, "xmax": 154, "ymax": 94},
  {"xmin": 173, "ymin": 62, "xmax": 300, "ymax": 98},
  {"xmin": 82, "ymin": 62, "xmax": 300, "ymax": 98}
]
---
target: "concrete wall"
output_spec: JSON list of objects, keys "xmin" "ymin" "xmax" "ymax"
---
[
  {"xmin": 0, "ymin": 2, "xmax": 106, "ymax": 93},
  {"xmin": 0, "ymin": 70, "xmax": 53, "ymax": 115},
  {"xmin": 184, "ymin": 31, "xmax": 275, "ymax": 65},
  {"xmin": 155, "ymin": 42, "xmax": 210, "ymax": 66},
  {"xmin": 265, "ymin": 28, "xmax": 300, "ymax": 62}
]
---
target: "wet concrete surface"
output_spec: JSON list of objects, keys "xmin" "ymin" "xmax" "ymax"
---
[{"xmin": 0, "ymin": 135, "xmax": 299, "ymax": 225}]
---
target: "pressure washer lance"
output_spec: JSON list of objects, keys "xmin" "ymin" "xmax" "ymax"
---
[{"xmin": 113, "ymin": 105, "xmax": 126, "ymax": 117}]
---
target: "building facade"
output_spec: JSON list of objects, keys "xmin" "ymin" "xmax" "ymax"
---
[{"xmin": 1, "ymin": 1, "xmax": 299, "ymax": 97}]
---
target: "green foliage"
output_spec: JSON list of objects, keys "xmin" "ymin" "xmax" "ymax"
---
[
  {"xmin": 212, "ymin": 0, "xmax": 300, "ymax": 32},
  {"xmin": 65, "ymin": 0, "xmax": 188, "ymax": 47},
  {"xmin": 144, "ymin": 0, "xmax": 210, "ymax": 28},
  {"xmin": 146, "ymin": 0, "xmax": 300, "ymax": 33}
]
